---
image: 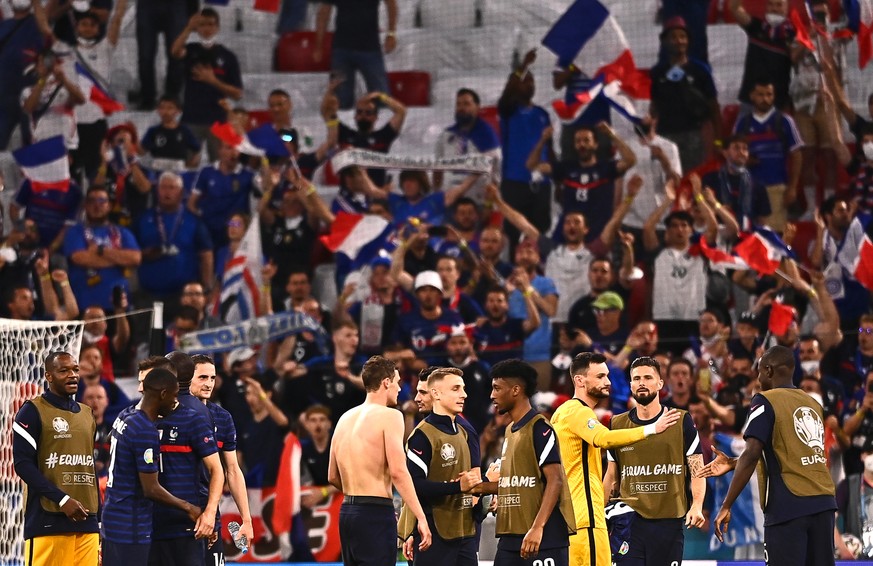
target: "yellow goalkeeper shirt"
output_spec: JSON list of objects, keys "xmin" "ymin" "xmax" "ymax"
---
[{"xmin": 550, "ymin": 398, "xmax": 648, "ymax": 530}]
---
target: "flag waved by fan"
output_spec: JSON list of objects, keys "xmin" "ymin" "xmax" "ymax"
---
[
  {"xmin": 215, "ymin": 217, "xmax": 264, "ymax": 323},
  {"xmin": 12, "ymin": 135, "xmax": 70, "ymax": 192},
  {"xmin": 733, "ymin": 227, "xmax": 796, "ymax": 275}
]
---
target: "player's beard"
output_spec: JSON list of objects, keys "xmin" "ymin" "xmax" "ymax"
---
[
  {"xmin": 633, "ymin": 391, "xmax": 658, "ymax": 406},
  {"xmin": 587, "ymin": 385, "xmax": 609, "ymax": 400}
]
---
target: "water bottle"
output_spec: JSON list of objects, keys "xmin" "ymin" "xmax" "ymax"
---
[
  {"xmin": 235, "ymin": 7, "xmax": 243, "ymax": 32},
  {"xmin": 227, "ymin": 521, "xmax": 248, "ymax": 554}
]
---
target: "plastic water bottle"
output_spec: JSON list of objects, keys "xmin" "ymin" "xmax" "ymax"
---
[{"xmin": 228, "ymin": 521, "xmax": 248, "ymax": 554}]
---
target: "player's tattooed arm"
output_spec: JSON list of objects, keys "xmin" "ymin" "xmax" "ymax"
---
[{"xmin": 687, "ymin": 454, "xmax": 704, "ymax": 477}]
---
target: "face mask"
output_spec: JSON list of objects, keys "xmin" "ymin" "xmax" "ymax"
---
[
  {"xmin": 865, "ymin": 456, "xmax": 873, "ymax": 474},
  {"xmin": 197, "ymin": 33, "xmax": 218, "ymax": 48},
  {"xmin": 863, "ymin": 141, "xmax": 873, "ymax": 161},
  {"xmin": 765, "ymin": 13, "xmax": 786, "ymax": 26},
  {"xmin": 356, "ymin": 119, "xmax": 373, "ymax": 133},
  {"xmin": 78, "ymin": 38, "xmax": 97, "ymax": 47},
  {"xmin": 801, "ymin": 360, "xmax": 820, "ymax": 374},
  {"xmin": 729, "ymin": 163, "xmax": 748, "ymax": 174},
  {"xmin": 455, "ymin": 112, "xmax": 475, "ymax": 127},
  {"xmin": 10, "ymin": 0, "xmax": 31, "ymax": 11}
]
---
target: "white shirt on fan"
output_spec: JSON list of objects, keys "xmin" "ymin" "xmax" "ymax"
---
[{"xmin": 652, "ymin": 246, "xmax": 706, "ymax": 321}]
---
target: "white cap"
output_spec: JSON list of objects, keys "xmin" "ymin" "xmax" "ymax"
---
[
  {"xmin": 227, "ymin": 347, "xmax": 256, "ymax": 366},
  {"xmin": 414, "ymin": 270, "xmax": 443, "ymax": 292}
]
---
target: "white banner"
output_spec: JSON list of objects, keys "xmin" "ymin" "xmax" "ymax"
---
[
  {"xmin": 330, "ymin": 148, "xmax": 496, "ymax": 174},
  {"xmin": 178, "ymin": 312, "xmax": 327, "ymax": 354}
]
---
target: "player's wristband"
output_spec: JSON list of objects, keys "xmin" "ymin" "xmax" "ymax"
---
[
  {"xmin": 59, "ymin": 495, "xmax": 70, "ymax": 507},
  {"xmin": 643, "ymin": 423, "xmax": 657, "ymax": 437}
]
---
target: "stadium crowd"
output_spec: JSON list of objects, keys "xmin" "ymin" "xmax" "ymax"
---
[{"xmin": 4, "ymin": 0, "xmax": 873, "ymax": 562}]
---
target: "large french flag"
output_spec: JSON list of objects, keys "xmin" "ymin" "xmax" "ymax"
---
[
  {"xmin": 853, "ymin": 232, "xmax": 873, "ymax": 290},
  {"xmin": 215, "ymin": 218, "xmax": 263, "ymax": 323},
  {"xmin": 247, "ymin": 124, "xmax": 290, "ymax": 158},
  {"xmin": 320, "ymin": 212, "xmax": 392, "ymax": 265},
  {"xmin": 272, "ymin": 432, "xmax": 302, "ymax": 539},
  {"xmin": 552, "ymin": 81, "xmax": 604, "ymax": 123},
  {"xmin": 542, "ymin": 0, "xmax": 650, "ymax": 99},
  {"xmin": 845, "ymin": 0, "xmax": 873, "ymax": 68},
  {"xmin": 75, "ymin": 62, "xmax": 124, "ymax": 115},
  {"xmin": 210, "ymin": 122, "xmax": 265, "ymax": 157},
  {"xmin": 733, "ymin": 227, "xmax": 796, "ymax": 275},
  {"xmin": 12, "ymin": 136, "xmax": 70, "ymax": 192},
  {"xmin": 690, "ymin": 234, "xmax": 749, "ymax": 271}
]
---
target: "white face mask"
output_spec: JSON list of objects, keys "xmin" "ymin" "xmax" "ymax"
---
[
  {"xmin": 801, "ymin": 360, "xmax": 820, "ymax": 375},
  {"xmin": 863, "ymin": 141, "xmax": 873, "ymax": 161},
  {"xmin": 78, "ymin": 37, "xmax": 97, "ymax": 47},
  {"xmin": 765, "ymin": 13, "xmax": 786, "ymax": 26},
  {"xmin": 865, "ymin": 455, "xmax": 873, "ymax": 474},
  {"xmin": 198, "ymin": 33, "xmax": 218, "ymax": 48},
  {"xmin": 10, "ymin": 0, "xmax": 32, "ymax": 11}
]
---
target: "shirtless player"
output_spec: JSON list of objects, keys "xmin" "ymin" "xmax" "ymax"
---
[{"xmin": 329, "ymin": 355, "xmax": 433, "ymax": 565}]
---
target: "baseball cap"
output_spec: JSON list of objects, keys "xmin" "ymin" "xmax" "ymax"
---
[
  {"xmin": 414, "ymin": 270, "xmax": 443, "ymax": 292},
  {"xmin": 661, "ymin": 16, "xmax": 688, "ymax": 37},
  {"xmin": 227, "ymin": 347, "xmax": 256, "ymax": 367},
  {"xmin": 737, "ymin": 311, "xmax": 758, "ymax": 326},
  {"xmin": 592, "ymin": 291, "xmax": 625, "ymax": 311},
  {"xmin": 370, "ymin": 256, "xmax": 391, "ymax": 270}
]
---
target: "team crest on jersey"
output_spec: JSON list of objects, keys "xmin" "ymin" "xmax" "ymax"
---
[
  {"xmin": 587, "ymin": 418, "xmax": 597, "ymax": 429},
  {"xmin": 793, "ymin": 406, "xmax": 825, "ymax": 452},
  {"xmin": 143, "ymin": 448, "xmax": 154, "ymax": 464},
  {"xmin": 440, "ymin": 443, "xmax": 456, "ymax": 462},
  {"xmin": 169, "ymin": 428, "xmax": 178, "ymax": 440},
  {"xmin": 52, "ymin": 417, "xmax": 69, "ymax": 433},
  {"xmin": 619, "ymin": 541, "xmax": 629, "ymax": 555}
]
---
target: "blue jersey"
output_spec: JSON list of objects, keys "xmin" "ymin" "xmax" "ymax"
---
[
  {"xmin": 509, "ymin": 275, "xmax": 558, "ymax": 362},
  {"xmin": 733, "ymin": 111, "xmax": 803, "ymax": 186},
  {"xmin": 551, "ymin": 159, "xmax": 619, "ymax": 241},
  {"xmin": 192, "ymin": 164, "xmax": 255, "ymax": 247},
  {"xmin": 207, "ymin": 401, "xmax": 237, "ymax": 530},
  {"xmin": 475, "ymin": 318, "xmax": 526, "ymax": 366},
  {"xmin": 393, "ymin": 307, "xmax": 464, "ymax": 365},
  {"xmin": 388, "ymin": 192, "xmax": 446, "ymax": 227},
  {"xmin": 63, "ymin": 222, "xmax": 139, "ymax": 311},
  {"xmin": 135, "ymin": 208, "xmax": 212, "ymax": 295},
  {"xmin": 14, "ymin": 179, "xmax": 83, "ymax": 246},
  {"xmin": 153, "ymin": 403, "xmax": 218, "ymax": 540},
  {"xmin": 102, "ymin": 410, "xmax": 161, "ymax": 544},
  {"xmin": 500, "ymin": 105, "xmax": 551, "ymax": 183}
]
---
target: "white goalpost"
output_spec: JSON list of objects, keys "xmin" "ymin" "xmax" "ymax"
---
[{"xmin": 0, "ymin": 318, "xmax": 84, "ymax": 566}]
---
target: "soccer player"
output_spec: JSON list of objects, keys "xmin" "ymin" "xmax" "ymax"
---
[
  {"xmin": 401, "ymin": 368, "xmax": 483, "ymax": 565},
  {"xmin": 704, "ymin": 345, "xmax": 837, "ymax": 566},
  {"xmin": 13, "ymin": 352, "xmax": 100, "ymax": 565},
  {"xmin": 329, "ymin": 355, "xmax": 432, "ymax": 565},
  {"xmin": 484, "ymin": 359, "xmax": 577, "ymax": 565},
  {"xmin": 102, "ymin": 368, "xmax": 202, "ymax": 566},
  {"xmin": 550, "ymin": 352, "xmax": 680, "ymax": 566},
  {"xmin": 190, "ymin": 354, "xmax": 254, "ymax": 565},
  {"xmin": 149, "ymin": 353, "xmax": 225, "ymax": 565},
  {"xmin": 603, "ymin": 356, "xmax": 706, "ymax": 564}
]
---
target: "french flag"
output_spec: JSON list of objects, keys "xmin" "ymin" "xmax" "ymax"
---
[
  {"xmin": 733, "ymin": 227, "xmax": 796, "ymax": 275},
  {"xmin": 853, "ymin": 232, "xmax": 873, "ymax": 291},
  {"xmin": 74, "ymin": 63, "xmax": 124, "ymax": 115},
  {"xmin": 552, "ymin": 81, "xmax": 604, "ymax": 123},
  {"xmin": 247, "ymin": 124, "xmax": 290, "ymax": 158},
  {"xmin": 845, "ymin": 0, "xmax": 873, "ymax": 68},
  {"xmin": 215, "ymin": 217, "xmax": 263, "ymax": 323},
  {"xmin": 12, "ymin": 136, "xmax": 70, "ymax": 193},
  {"xmin": 321, "ymin": 211, "xmax": 392, "ymax": 266},
  {"xmin": 690, "ymin": 234, "xmax": 749, "ymax": 271},
  {"xmin": 542, "ymin": 0, "xmax": 650, "ymax": 100},
  {"xmin": 272, "ymin": 432, "xmax": 302, "ymax": 540},
  {"xmin": 210, "ymin": 122, "xmax": 265, "ymax": 157}
]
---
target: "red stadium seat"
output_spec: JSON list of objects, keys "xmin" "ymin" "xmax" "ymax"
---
[
  {"xmin": 275, "ymin": 31, "xmax": 333, "ymax": 73},
  {"xmin": 791, "ymin": 221, "xmax": 817, "ymax": 266},
  {"xmin": 386, "ymin": 71, "xmax": 431, "ymax": 107},
  {"xmin": 708, "ymin": 0, "xmax": 720, "ymax": 23},
  {"xmin": 722, "ymin": 104, "xmax": 741, "ymax": 135},
  {"xmin": 246, "ymin": 110, "xmax": 272, "ymax": 130},
  {"xmin": 323, "ymin": 160, "xmax": 340, "ymax": 185},
  {"xmin": 478, "ymin": 105, "xmax": 501, "ymax": 137}
]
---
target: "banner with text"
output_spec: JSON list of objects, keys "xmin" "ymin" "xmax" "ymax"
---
[
  {"xmin": 330, "ymin": 148, "xmax": 496, "ymax": 174},
  {"xmin": 178, "ymin": 312, "xmax": 327, "ymax": 354}
]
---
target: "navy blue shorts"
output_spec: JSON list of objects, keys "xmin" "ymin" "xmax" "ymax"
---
[
  {"xmin": 493, "ymin": 545, "xmax": 569, "ymax": 566},
  {"xmin": 103, "ymin": 541, "xmax": 150, "ymax": 566},
  {"xmin": 205, "ymin": 530, "xmax": 224, "ymax": 566},
  {"xmin": 412, "ymin": 515, "xmax": 477, "ymax": 566},
  {"xmin": 148, "ymin": 536, "xmax": 206, "ymax": 566},
  {"xmin": 339, "ymin": 496, "xmax": 397, "ymax": 566},
  {"xmin": 616, "ymin": 516, "xmax": 683, "ymax": 566},
  {"xmin": 764, "ymin": 510, "xmax": 835, "ymax": 566}
]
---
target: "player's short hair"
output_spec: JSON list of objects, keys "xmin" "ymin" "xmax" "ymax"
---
[
  {"xmin": 570, "ymin": 352, "xmax": 607, "ymax": 377},
  {"xmin": 630, "ymin": 356, "xmax": 661, "ymax": 376},
  {"xmin": 44, "ymin": 351, "xmax": 72, "ymax": 373},
  {"xmin": 143, "ymin": 367, "xmax": 178, "ymax": 391},
  {"xmin": 427, "ymin": 367, "xmax": 463, "ymax": 386},
  {"xmin": 166, "ymin": 351, "xmax": 194, "ymax": 384},
  {"xmin": 138, "ymin": 355, "xmax": 176, "ymax": 375},
  {"xmin": 761, "ymin": 345, "xmax": 796, "ymax": 374},
  {"xmin": 361, "ymin": 355, "xmax": 396, "ymax": 392},
  {"xmin": 191, "ymin": 354, "xmax": 215, "ymax": 367},
  {"xmin": 490, "ymin": 359, "xmax": 538, "ymax": 398}
]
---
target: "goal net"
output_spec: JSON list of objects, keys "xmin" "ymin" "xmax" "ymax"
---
[{"xmin": 0, "ymin": 318, "xmax": 84, "ymax": 566}]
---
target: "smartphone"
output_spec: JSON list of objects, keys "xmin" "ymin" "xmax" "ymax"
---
[
  {"xmin": 427, "ymin": 226, "xmax": 448, "ymax": 237},
  {"xmin": 112, "ymin": 285, "xmax": 125, "ymax": 310}
]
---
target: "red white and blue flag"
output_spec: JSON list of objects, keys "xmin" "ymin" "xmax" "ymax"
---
[
  {"xmin": 552, "ymin": 81, "xmax": 604, "ymax": 123},
  {"xmin": 74, "ymin": 62, "xmax": 124, "ymax": 115},
  {"xmin": 852, "ymin": 230, "xmax": 873, "ymax": 291},
  {"xmin": 215, "ymin": 218, "xmax": 263, "ymax": 323},
  {"xmin": 12, "ymin": 135, "xmax": 70, "ymax": 193},
  {"xmin": 733, "ymin": 227, "xmax": 796, "ymax": 275},
  {"xmin": 690, "ymin": 234, "xmax": 749, "ymax": 271},
  {"xmin": 845, "ymin": 0, "xmax": 873, "ymax": 68},
  {"xmin": 321, "ymin": 212, "xmax": 392, "ymax": 265},
  {"xmin": 542, "ymin": 0, "xmax": 650, "ymax": 100},
  {"xmin": 210, "ymin": 121, "xmax": 266, "ymax": 157}
]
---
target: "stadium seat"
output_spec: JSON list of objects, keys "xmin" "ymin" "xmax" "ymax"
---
[
  {"xmin": 275, "ymin": 31, "xmax": 333, "ymax": 73},
  {"xmin": 387, "ymin": 71, "xmax": 432, "ymax": 107},
  {"xmin": 722, "ymin": 104, "xmax": 741, "ymax": 135},
  {"xmin": 478, "ymin": 105, "xmax": 501, "ymax": 136},
  {"xmin": 323, "ymin": 160, "xmax": 340, "ymax": 186},
  {"xmin": 791, "ymin": 221, "xmax": 817, "ymax": 265},
  {"xmin": 708, "ymin": 0, "xmax": 721, "ymax": 24},
  {"xmin": 247, "ymin": 110, "xmax": 273, "ymax": 130}
]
